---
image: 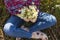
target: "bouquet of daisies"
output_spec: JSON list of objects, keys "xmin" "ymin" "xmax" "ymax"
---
[{"xmin": 16, "ymin": 5, "xmax": 39, "ymax": 23}]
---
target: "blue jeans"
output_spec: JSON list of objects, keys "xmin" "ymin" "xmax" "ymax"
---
[{"xmin": 3, "ymin": 12, "xmax": 57, "ymax": 38}]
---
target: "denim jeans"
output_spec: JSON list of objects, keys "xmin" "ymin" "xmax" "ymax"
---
[{"xmin": 3, "ymin": 12, "xmax": 57, "ymax": 38}]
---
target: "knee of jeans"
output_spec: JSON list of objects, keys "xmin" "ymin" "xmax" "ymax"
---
[
  {"xmin": 48, "ymin": 15, "xmax": 57, "ymax": 25},
  {"xmin": 3, "ymin": 23, "xmax": 14, "ymax": 35}
]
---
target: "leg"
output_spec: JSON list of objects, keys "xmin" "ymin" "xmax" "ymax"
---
[
  {"xmin": 29, "ymin": 12, "xmax": 57, "ymax": 33},
  {"xmin": 3, "ymin": 15, "xmax": 32, "ymax": 38}
]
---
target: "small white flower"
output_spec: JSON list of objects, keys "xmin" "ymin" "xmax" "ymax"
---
[
  {"xmin": 32, "ymin": 2, "xmax": 35, "ymax": 5},
  {"xmin": 18, "ymin": 9, "xmax": 21, "ymax": 12}
]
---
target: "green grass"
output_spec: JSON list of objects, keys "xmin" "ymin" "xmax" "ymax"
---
[{"xmin": 57, "ymin": 0, "xmax": 60, "ymax": 4}]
